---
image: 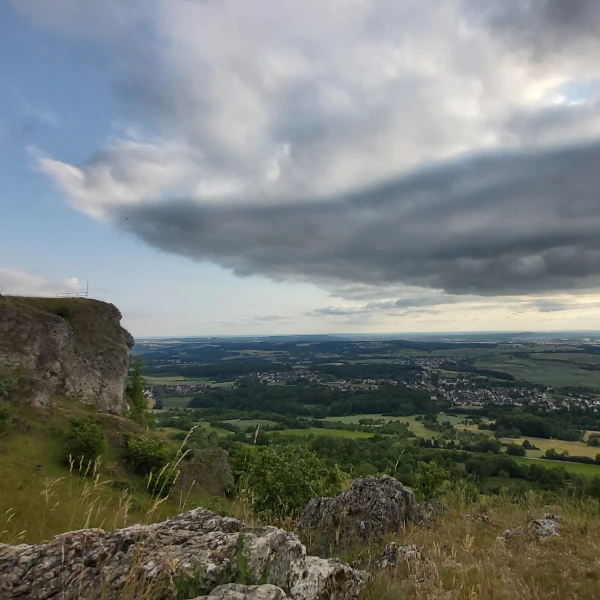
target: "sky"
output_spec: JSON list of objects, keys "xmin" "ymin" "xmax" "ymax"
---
[{"xmin": 2, "ymin": 0, "xmax": 600, "ymax": 338}]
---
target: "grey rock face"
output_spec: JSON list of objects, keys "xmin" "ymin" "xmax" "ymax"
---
[
  {"xmin": 197, "ymin": 584, "xmax": 288, "ymax": 599},
  {"xmin": 0, "ymin": 508, "xmax": 367, "ymax": 600},
  {"xmin": 298, "ymin": 476, "xmax": 416, "ymax": 550},
  {"xmin": 0, "ymin": 296, "xmax": 133, "ymax": 413},
  {"xmin": 413, "ymin": 499, "xmax": 448, "ymax": 525}
]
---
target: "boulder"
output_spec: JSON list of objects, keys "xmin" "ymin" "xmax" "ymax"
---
[
  {"xmin": 496, "ymin": 514, "xmax": 561, "ymax": 543},
  {"xmin": 0, "ymin": 508, "xmax": 367, "ymax": 600},
  {"xmin": 298, "ymin": 476, "xmax": 416, "ymax": 550},
  {"xmin": 197, "ymin": 584, "xmax": 288, "ymax": 599}
]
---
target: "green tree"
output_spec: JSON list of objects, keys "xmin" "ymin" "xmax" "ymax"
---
[
  {"xmin": 241, "ymin": 444, "xmax": 344, "ymax": 518},
  {"xmin": 126, "ymin": 360, "xmax": 151, "ymax": 425},
  {"xmin": 412, "ymin": 461, "xmax": 450, "ymax": 500},
  {"xmin": 123, "ymin": 435, "xmax": 173, "ymax": 476},
  {"xmin": 64, "ymin": 417, "xmax": 107, "ymax": 466}
]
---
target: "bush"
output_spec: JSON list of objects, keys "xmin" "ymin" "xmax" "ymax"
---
[
  {"xmin": 123, "ymin": 435, "xmax": 174, "ymax": 476},
  {"xmin": 241, "ymin": 444, "xmax": 344, "ymax": 518},
  {"xmin": 0, "ymin": 403, "xmax": 14, "ymax": 436},
  {"xmin": 412, "ymin": 461, "xmax": 450, "ymax": 500},
  {"xmin": 506, "ymin": 443, "xmax": 526, "ymax": 457},
  {"xmin": 64, "ymin": 417, "xmax": 107, "ymax": 466},
  {"xmin": 54, "ymin": 307, "xmax": 74, "ymax": 321},
  {"xmin": 0, "ymin": 362, "xmax": 20, "ymax": 402}
]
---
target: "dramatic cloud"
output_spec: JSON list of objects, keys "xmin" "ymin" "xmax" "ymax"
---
[
  {"xmin": 111, "ymin": 140, "xmax": 600, "ymax": 296},
  {"xmin": 16, "ymin": 0, "xmax": 600, "ymax": 307}
]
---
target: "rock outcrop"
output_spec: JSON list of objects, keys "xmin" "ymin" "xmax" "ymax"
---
[
  {"xmin": 198, "ymin": 584, "xmax": 288, "ymax": 599},
  {"xmin": 0, "ymin": 296, "xmax": 133, "ymax": 413},
  {"xmin": 298, "ymin": 476, "xmax": 416, "ymax": 550},
  {"xmin": 496, "ymin": 514, "xmax": 561, "ymax": 543},
  {"xmin": 0, "ymin": 508, "xmax": 368, "ymax": 600}
]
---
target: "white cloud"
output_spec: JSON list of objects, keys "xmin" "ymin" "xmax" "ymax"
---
[{"xmin": 0, "ymin": 268, "xmax": 81, "ymax": 297}]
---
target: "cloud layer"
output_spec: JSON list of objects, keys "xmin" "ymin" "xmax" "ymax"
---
[{"xmin": 15, "ymin": 0, "xmax": 600, "ymax": 305}]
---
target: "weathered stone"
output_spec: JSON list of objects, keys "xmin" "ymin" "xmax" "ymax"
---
[
  {"xmin": 179, "ymin": 448, "xmax": 234, "ymax": 496},
  {"xmin": 527, "ymin": 515, "xmax": 561, "ymax": 540},
  {"xmin": 298, "ymin": 476, "xmax": 416, "ymax": 550},
  {"xmin": 196, "ymin": 584, "xmax": 287, "ymax": 599},
  {"xmin": 0, "ymin": 296, "xmax": 133, "ymax": 413},
  {"xmin": 413, "ymin": 499, "xmax": 448, "ymax": 525},
  {"xmin": 0, "ymin": 508, "xmax": 367, "ymax": 600},
  {"xmin": 375, "ymin": 542, "xmax": 423, "ymax": 569},
  {"xmin": 497, "ymin": 514, "xmax": 560, "ymax": 543}
]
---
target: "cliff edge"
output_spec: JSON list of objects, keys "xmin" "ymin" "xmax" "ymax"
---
[{"xmin": 0, "ymin": 296, "xmax": 133, "ymax": 413}]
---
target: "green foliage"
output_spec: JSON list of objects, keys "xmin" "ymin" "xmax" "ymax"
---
[
  {"xmin": 54, "ymin": 306, "xmax": 74, "ymax": 321},
  {"xmin": 506, "ymin": 443, "xmax": 526, "ymax": 457},
  {"xmin": 241, "ymin": 444, "xmax": 344, "ymax": 518},
  {"xmin": 412, "ymin": 461, "xmax": 450, "ymax": 500},
  {"xmin": 0, "ymin": 403, "xmax": 14, "ymax": 436},
  {"xmin": 0, "ymin": 362, "xmax": 20, "ymax": 403},
  {"xmin": 126, "ymin": 360, "xmax": 152, "ymax": 426},
  {"xmin": 123, "ymin": 435, "xmax": 174, "ymax": 476},
  {"xmin": 64, "ymin": 417, "xmax": 107, "ymax": 466}
]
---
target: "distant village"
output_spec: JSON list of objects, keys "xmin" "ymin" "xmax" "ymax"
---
[{"xmin": 146, "ymin": 354, "xmax": 600, "ymax": 413}]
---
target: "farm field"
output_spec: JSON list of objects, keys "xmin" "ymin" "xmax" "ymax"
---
[
  {"xmin": 158, "ymin": 397, "xmax": 191, "ymax": 408},
  {"xmin": 222, "ymin": 419, "xmax": 278, "ymax": 431},
  {"xmin": 513, "ymin": 456, "xmax": 600, "ymax": 479},
  {"xmin": 273, "ymin": 427, "xmax": 376, "ymax": 439},
  {"xmin": 502, "ymin": 436, "xmax": 600, "ymax": 459},
  {"xmin": 475, "ymin": 355, "xmax": 600, "ymax": 389}
]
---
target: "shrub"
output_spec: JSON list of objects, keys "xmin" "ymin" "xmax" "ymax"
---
[
  {"xmin": 0, "ymin": 362, "xmax": 20, "ymax": 402},
  {"xmin": 64, "ymin": 417, "xmax": 107, "ymax": 466},
  {"xmin": 0, "ymin": 403, "xmax": 14, "ymax": 436},
  {"xmin": 506, "ymin": 443, "xmax": 526, "ymax": 457},
  {"xmin": 412, "ymin": 460, "xmax": 450, "ymax": 500},
  {"xmin": 54, "ymin": 307, "xmax": 74, "ymax": 321},
  {"xmin": 123, "ymin": 435, "xmax": 174, "ymax": 476},
  {"xmin": 241, "ymin": 444, "xmax": 344, "ymax": 518}
]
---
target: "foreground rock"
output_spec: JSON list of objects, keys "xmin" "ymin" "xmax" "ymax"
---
[
  {"xmin": 497, "ymin": 514, "xmax": 561, "ymax": 543},
  {"xmin": 0, "ymin": 296, "xmax": 133, "ymax": 412},
  {"xmin": 298, "ymin": 476, "xmax": 416, "ymax": 550},
  {"xmin": 198, "ymin": 584, "xmax": 288, "ymax": 599},
  {"xmin": 0, "ymin": 508, "xmax": 367, "ymax": 600}
]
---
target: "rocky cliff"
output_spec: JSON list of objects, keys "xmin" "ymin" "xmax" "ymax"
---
[
  {"xmin": 0, "ymin": 296, "xmax": 133, "ymax": 413},
  {"xmin": 0, "ymin": 508, "xmax": 368, "ymax": 600}
]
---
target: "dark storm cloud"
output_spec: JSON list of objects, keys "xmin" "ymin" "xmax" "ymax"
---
[
  {"xmin": 116, "ymin": 139, "xmax": 600, "ymax": 297},
  {"xmin": 465, "ymin": 0, "xmax": 600, "ymax": 56}
]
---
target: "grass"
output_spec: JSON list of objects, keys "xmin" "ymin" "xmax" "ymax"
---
[
  {"xmin": 0, "ymin": 401, "xmax": 221, "ymax": 543},
  {"xmin": 273, "ymin": 427, "xmax": 377, "ymax": 439},
  {"xmin": 159, "ymin": 396, "xmax": 191, "ymax": 408},
  {"xmin": 358, "ymin": 493, "xmax": 600, "ymax": 600},
  {"xmin": 513, "ymin": 456, "xmax": 600, "ymax": 478}
]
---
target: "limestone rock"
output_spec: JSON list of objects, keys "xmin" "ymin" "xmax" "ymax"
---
[
  {"xmin": 298, "ymin": 476, "xmax": 416, "ymax": 550},
  {"xmin": 0, "ymin": 508, "xmax": 367, "ymax": 600},
  {"xmin": 0, "ymin": 296, "xmax": 133, "ymax": 413},
  {"xmin": 375, "ymin": 542, "xmax": 423, "ymax": 569},
  {"xmin": 413, "ymin": 499, "xmax": 448, "ymax": 525},
  {"xmin": 179, "ymin": 448, "xmax": 234, "ymax": 496},
  {"xmin": 196, "ymin": 584, "xmax": 288, "ymax": 599},
  {"xmin": 528, "ymin": 515, "xmax": 561, "ymax": 540},
  {"xmin": 497, "ymin": 514, "xmax": 561, "ymax": 543}
]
